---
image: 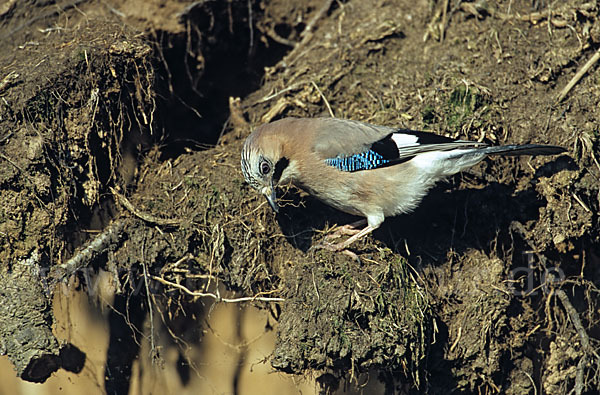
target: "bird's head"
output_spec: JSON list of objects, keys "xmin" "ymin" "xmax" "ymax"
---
[{"xmin": 240, "ymin": 127, "xmax": 288, "ymax": 213}]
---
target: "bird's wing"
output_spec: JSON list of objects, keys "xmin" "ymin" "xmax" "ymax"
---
[
  {"xmin": 311, "ymin": 118, "xmax": 485, "ymax": 172},
  {"xmin": 310, "ymin": 118, "xmax": 397, "ymax": 158}
]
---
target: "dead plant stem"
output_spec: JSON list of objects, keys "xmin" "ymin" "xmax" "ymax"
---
[
  {"xmin": 557, "ymin": 47, "xmax": 600, "ymax": 102},
  {"xmin": 55, "ymin": 220, "xmax": 126, "ymax": 279},
  {"xmin": 151, "ymin": 275, "xmax": 284, "ymax": 303},
  {"xmin": 111, "ymin": 187, "xmax": 180, "ymax": 226}
]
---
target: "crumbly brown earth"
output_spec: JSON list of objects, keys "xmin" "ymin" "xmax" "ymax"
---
[{"xmin": 0, "ymin": 0, "xmax": 599, "ymax": 393}]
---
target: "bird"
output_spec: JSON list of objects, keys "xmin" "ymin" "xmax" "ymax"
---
[{"xmin": 240, "ymin": 117, "xmax": 566, "ymax": 251}]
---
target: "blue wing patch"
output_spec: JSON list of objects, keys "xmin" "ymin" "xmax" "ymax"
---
[{"xmin": 325, "ymin": 150, "xmax": 390, "ymax": 172}]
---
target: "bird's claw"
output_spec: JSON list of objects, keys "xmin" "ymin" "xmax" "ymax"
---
[
  {"xmin": 311, "ymin": 240, "xmax": 361, "ymax": 261},
  {"xmin": 323, "ymin": 220, "xmax": 367, "ymax": 241},
  {"xmin": 313, "ymin": 240, "xmax": 345, "ymax": 251},
  {"xmin": 324, "ymin": 224, "xmax": 361, "ymax": 241}
]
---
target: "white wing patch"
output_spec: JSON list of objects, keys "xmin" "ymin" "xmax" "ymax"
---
[{"xmin": 391, "ymin": 133, "xmax": 419, "ymax": 148}]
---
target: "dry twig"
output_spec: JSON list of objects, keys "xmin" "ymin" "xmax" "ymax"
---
[
  {"xmin": 554, "ymin": 285, "xmax": 599, "ymax": 395},
  {"xmin": 0, "ymin": 71, "xmax": 19, "ymax": 94},
  {"xmin": 555, "ymin": 288, "xmax": 597, "ymax": 358},
  {"xmin": 151, "ymin": 275, "xmax": 284, "ymax": 303},
  {"xmin": 302, "ymin": 0, "xmax": 334, "ymax": 39},
  {"xmin": 53, "ymin": 220, "xmax": 126, "ymax": 280},
  {"xmin": 440, "ymin": 0, "xmax": 449, "ymax": 42},
  {"xmin": 311, "ymin": 81, "xmax": 334, "ymax": 117},
  {"xmin": 574, "ymin": 355, "xmax": 587, "ymax": 395},
  {"xmin": 111, "ymin": 187, "xmax": 180, "ymax": 226},
  {"xmin": 557, "ymin": 48, "xmax": 600, "ymax": 102},
  {"xmin": 264, "ymin": 27, "xmax": 297, "ymax": 47}
]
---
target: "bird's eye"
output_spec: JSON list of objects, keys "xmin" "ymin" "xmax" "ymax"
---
[{"xmin": 260, "ymin": 160, "xmax": 271, "ymax": 175}]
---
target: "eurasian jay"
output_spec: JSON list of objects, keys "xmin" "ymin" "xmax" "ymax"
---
[{"xmin": 240, "ymin": 117, "xmax": 565, "ymax": 251}]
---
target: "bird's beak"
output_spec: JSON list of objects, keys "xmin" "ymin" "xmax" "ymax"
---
[{"xmin": 261, "ymin": 185, "xmax": 279, "ymax": 213}]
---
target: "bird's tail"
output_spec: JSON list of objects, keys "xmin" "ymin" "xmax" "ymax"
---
[
  {"xmin": 418, "ymin": 143, "xmax": 566, "ymax": 177},
  {"xmin": 480, "ymin": 144, "xmax": 566, "ymax": 156}
]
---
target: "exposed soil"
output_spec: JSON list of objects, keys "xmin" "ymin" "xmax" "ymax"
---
[{"xmin": 0, "ymin": 0, "xmax": 599, "ymax": 393}]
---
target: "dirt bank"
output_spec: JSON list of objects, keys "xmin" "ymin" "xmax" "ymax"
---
[{"xmin": 0, "ymin": 0, "xmax": 598, "ymax": 393}]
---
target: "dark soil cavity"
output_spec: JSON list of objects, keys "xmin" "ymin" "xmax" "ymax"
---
[
  {"xmin": 153, "ymin": 0, "xmax": 290, "ymax": 157},
  {"xmin": 1, "ymin": 0, "xmax": 600, "ymax": 394}
]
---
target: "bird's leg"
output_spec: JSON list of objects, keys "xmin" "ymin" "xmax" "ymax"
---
[
  {"xmin": 329, "ymin": 224, "xmax": 377, "ymax": 251},
  {"xmin": 318, "ymin": 223, "xmax": 377, "ymax": 252},
  {"xmin": 324, "ymin": 219, "xmax": 368, "ymax": 240}
]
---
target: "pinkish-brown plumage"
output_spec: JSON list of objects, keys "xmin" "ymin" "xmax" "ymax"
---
[{"xmin": 241, "ymin": 117, "xmax": 565, "ymax": 250}]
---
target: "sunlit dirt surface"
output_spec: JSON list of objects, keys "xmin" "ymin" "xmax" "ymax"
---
[{"xmin": 0, "ymin": 0, "xmax": 599, "ymax": 393}]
